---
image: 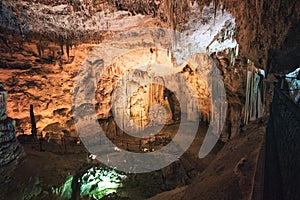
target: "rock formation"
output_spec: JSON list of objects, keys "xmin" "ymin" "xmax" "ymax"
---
[
  {"xmin": 0, "ymin": 83, "xmax": 22, "ymax": 166},
  {"xmin": 0, "ymin": 0, "xmax": 299, "ymax": 199}
]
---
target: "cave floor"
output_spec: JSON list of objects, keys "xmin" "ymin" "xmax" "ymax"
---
[
  {"xmin": 0, "ymin": 118, "xmax": 266, "ymax": 200},
  {"xmin": 149, "ymin": 117, "xmax": 268, "ymax": 200},
  {"xmin": 0, "ymin": 122, "xmax": 221, "ymax": 200}
]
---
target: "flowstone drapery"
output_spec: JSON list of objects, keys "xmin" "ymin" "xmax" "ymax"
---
[{"xmin": 244, "ymin": 62, "xmax": 265, "ymax": 125}]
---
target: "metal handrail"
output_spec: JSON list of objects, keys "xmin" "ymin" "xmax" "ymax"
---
[
  {"xmin": 275, "ymin": 87, "xmax": 300, "ymax": 119},
  {"xmin": 281, "ymin": 88, "xmax": 300, "ymax": 91}
]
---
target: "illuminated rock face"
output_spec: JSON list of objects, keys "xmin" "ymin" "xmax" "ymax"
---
[
  {"xmin": 0, "ymin": 83, "xmax": 22, "ymax": 166},
  {"xmin": 0, "ymin": 1, "xmax": 229, "ymax": 138},
  {"xmin": 94, "ymin": 49, "xmax": 212, "ymax": 132}
]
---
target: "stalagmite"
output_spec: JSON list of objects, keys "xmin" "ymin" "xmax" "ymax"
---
[{"xmin": 30, "ymin": 104, "xmax": 37, "ymax": 139}]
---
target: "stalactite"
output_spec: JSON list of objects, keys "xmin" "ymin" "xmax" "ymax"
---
[
  {"xmin": 250, "ymin": 72, "xmax": 258, "ymax": 121},
  {"xmin": 213, "ymin": 0, "xmax": 218, "ymax": 24},
  {"xmin": 244, "ymin": 62, "xmax": 265, "ymax": 124},
  {"xmin": 235, "ymin": 44, "xmax": 239, "ymax": 58},
  {"xmin": 244, "ymin": 67, "xmax": 251, "ymax": 124}
]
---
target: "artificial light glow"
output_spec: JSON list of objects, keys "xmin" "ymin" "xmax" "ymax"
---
[
  {"xmin": 285, "ymin": 67, "xmax": 300, "ymax": 103},
  {"xmin": 52, "ymin": 167, "xmax": 127, "ymax": 199}
]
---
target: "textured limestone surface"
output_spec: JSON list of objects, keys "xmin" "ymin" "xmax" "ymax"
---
[{"xmin": 0, "ymin": 2, "xmax": 241, "ymax": 141}]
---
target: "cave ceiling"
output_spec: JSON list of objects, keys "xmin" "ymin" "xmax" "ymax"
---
[{"xmin": 0, "ymin": 0, "xmax": 300, "ymax": 73}]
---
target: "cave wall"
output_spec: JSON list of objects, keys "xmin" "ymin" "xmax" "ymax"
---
[{"xmin": 0, "ymin": 0, "xmax": 299, "ymax": 140}]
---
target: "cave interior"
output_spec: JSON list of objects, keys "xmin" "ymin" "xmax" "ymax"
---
[{"xmin": 0, "ymin": 0, "xmax": 300, "ymax": 200}]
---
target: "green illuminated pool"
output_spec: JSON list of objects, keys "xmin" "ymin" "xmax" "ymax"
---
[{"xmin": 52, "ymin": 166, "xmax": 127, "ymax": 199}]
